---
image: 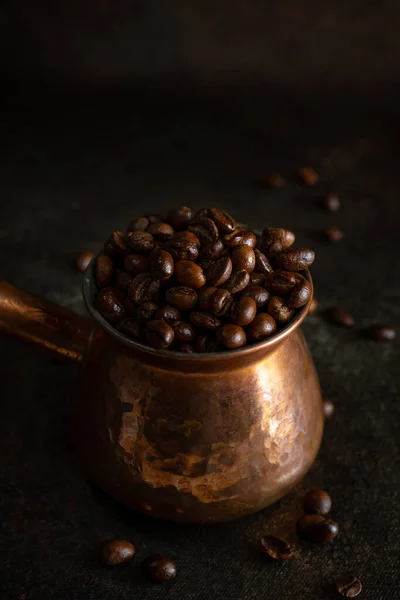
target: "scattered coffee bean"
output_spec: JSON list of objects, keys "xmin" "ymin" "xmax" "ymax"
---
[
  {"xmin": 248, "ymin": 313, "xmax": 277, "ymax": 341},
  {"xmin": 95, "ymin": 288, "xmax": 126, "ymax": 324},
  {"xmin": 266, "ymin": 173, "xmax": 285, "ymax": 188},
  {"xmin": 166, "ymin": 286, "xmax": 198, "ymax": 311},
  {"xmin": 275, "ymin": 248, "xmax": 315, "ymax": 271},
  {"xmin": 166, "ymin": 206, "xmax": 192, "ymax": 230},
  {"xmin": 155, "ymin": 305, "xmax": 182, "ymax": 327},
  {"xmin": 174, "ymin": 322, "xmax": 196, "ymax": 343},
  {"xmin": 365, "ymin": 324, "xmax": 396, "ymax": 341},
  {"xmin": 141, "ymin": 555, "xmax": 177, "ymax": 582},
  {"xmin": 298, "ymin": 167, "xmax": 319, "ymax": 186},
  {"xmin": 262, "ymin": 228, "xmax": 295, "ymax": 255},
  {"xmin": 268, "ymin": 296, "xmax": 294, "ymax": 325},
  {"xmin": 230, "ymin": 297, "xmax": 257, "ymax": 326},
  {"xmin": 324, "ymin": 227, "xmax": 345, "ymax": 242},
  {"xmin": 323, "ymin": 193, "xmax": 340, "ymax": 212},
  {"xmin": 259, "ymin": 535, "xmax": 294, "ymax": 560},
  {"xmin": 75, "ymin": 251, "xmax": 94, "ymax": 273},
  {"xmin": 308, "ymin": 296, "xmax": 318, "ymax": 314},
  {"xmin": 241, "ymin": 285, "xmax": 270, "ymax": 308},
  {"xmin": 323, "ymin": 398, "xmax": 335, "ymax": 418},
  {"xmin": 297, "ymin": 514, "xmax": 339, "ymax": 543},
  {"xmin": 326, "ymin": 307, "xmax": 355, "ymax": 327},
  {"xmin": 96, "ymin": 255, "xmax": 114, "ymax": 288},
  {"xmin": 335, "ymin": 574, "xmax": 362, "ymax": 598},
  {"xmin": 99, "ymin": 539, "xmax": 135, "ymax": 566},
  {"xmin": 175, "ymin": 260, "xmax": 206, "ymax": 289},
  {"xmin": 146, "ymin": 320, "xmax": 175, "ymax": 349},
  {"xmin": 216, "ymin": 324, "xmax": 247, "ymax": 349},
  {"xmin": 303, "ymin": 489, "xmax": 332, "ymax": 515}
]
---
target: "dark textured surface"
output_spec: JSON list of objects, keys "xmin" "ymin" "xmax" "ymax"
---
[{"xmin": 1, "ymin": 94, "xmax": 400, "ymax": 599}]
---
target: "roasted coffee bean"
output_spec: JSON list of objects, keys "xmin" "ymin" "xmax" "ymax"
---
[
  {"xmin": 262, "ymin": 228, "xmax": 295, "ymax": 255},
  {"xmin": 199, "ymin": 240, "xmax": 225, "ymax": 261},
  {"xmin": 298, "ymin": 166, "xmax": 319, "ymax": 185},
  {"xmin": 223, "ymin": 229, "xmax": 257, "ymax": 249},
  {"xmin": 124, "ymin": 253, "xmax": 150, "ymax": 276},
  {"xmin": 232, "ymin": 246, "xmax": 256, "ymax": 273},
  {"xmin": 216, "ymin": 324, "xmax": 246, "ymax": 349},
  {"xmin": 128, "ymin": 274, "xmax": 160, "ymax": 304},
  {"xmin": 207, "ymin": 257, "xmax": 233, "ymax": 286},
  {"xmin": 326, "ymin": 306, "xmax": 355, "ymax": 327},
  {"xmin": 266, "ymin": 173, "xmax": 285, "ymax": 188},
  {"xmin": 197, "ymin": 258, "xmax": 214, "ymax": 273},
  {"xmin": 124, "ymin": 297, "xmax": 137, "ymax": 316},
  {"xmin": 99, "ymin": 539, "xmax": 135, "ymax": 566},
  {"xmin": 190, "ymin": 311, "xmax": 221, "ymax": 331},
  {"xmin": 188, "ymin": 217, "xmax": 219, "ymax": 244},
  {"xmin": 259, "ymin": 535, "xmax": 294, "ymax": 560},
  {"xmin": 168, "ymin": 235, "xmax": 199, "ymax": 261},
  {"xmin": 155, "ymin": 305, "xmax": 182, "ymax": 327},
  {"xmin": 174, "ymin": 322, "xmax": 196, "ymax": 343},
  {"xmin": 223, "ymin": 269, "xmax": 250, "ymax": 294},
  {"xmin": 251, "ymin": 272, "xmax": 267, "ymax": 286},
  {"xmin": 247, "ymin": 313, "xmax": 277, "ymax": 341},
  {"xmin": 166, "ymin": 206, "xmax": 192, "ymax": 230},
  {"xmin": 75, "ymin": 251, "xmax": 94, "ymax": 273},
  {"xmin": 324, "ymin": 226, "xmax": 344, "ymax": 242},
  {"xmin": 274, "ymin": 248, "xmax": 315, "ymax": 271},
  {"xmin": 137, "ymin": 301, "xmax": 158, "ymax": 323},
  {"xmin": 266, "ymin": 270, "xmax": 297, "ymax": 296},
  {"xmin": 147, "ymin": 222, "xmax": 175, "ymax": 241},
  {"xmin": 141, "ymin": 555, "xmax": 177, "ymax": 582},
  {"xmin": 323, "ymin": 193, "xmax": 340, "ymax": 212},
  {"xmin": 195, "ymin": 334, "xmax": 218, "ymax": 353},
  {"xmin": 197, "ymin": 286, "xmax": 217, "ymax": 311},
  {"xmin": 303, "ymin": 489, "xmax": 332, "ymax": 515},
  {"xmin": 104, "ymin": 231, "xmax": 131, "ymax": 257},
  {"xmin": 254, "ymin": 249, "xmax": 274, "ymax": 276},
  {"xmin": 149, "ymin": 248, "xmax": 174, "ymax": 281},
  {"xmin": 308, "ymin": 296, "xmax": 318, "ymax": 314},
  {"xmin": 268, "ymin": 296, "xmax": 294, "ymax": 325},
  {"xmin": 335, "ymin": 574, "xmax": 362, "ymax": 598},
  {"xmin": 230, "ymin": 297, "xmax": 257, "ymax": 326},
  {"xmin": 207, "ymin": 207, "xmax": 236, "ymax": 233},
  {"xmin": 166, "ymin": 286, "xmax": 198, "ymax": 311},
  {"xmin": 175, "ymin": 260, "xmax": 206, "ymax": 289},
  {"xmin": 365, "ymin": 324, "xmax": 396, "ymax": 341},
  {"xmin": 114, "ymin": 269, "xmax": 133, "ymax": 292},
  {"xmin": 323, "ymin": 398, "xmax": 335, "ymax": 418},
  {"xmin": 241, "ymin": 285, "xmax": 270, "ymax": 308},
  {"xmin": 127, "ymin": 216, "xmax": 150, "ymax": 233},
  {"xmin": 127, "ymin": 231, "xmax": 155, "ymax": 254},
  {"xmin": 297, "ymin": 514, "xmax": 339, "ymax": 543},
  {"xmin": 146, "ymin": 320, "xmax": 175, "ymax": 349},
  {"xmin": 209, "ymin": 289, "xmax": 233, "ymax": 317},
  {"xmin": 145, "ymin": 213, "xmax": 163, "ymax": 224},
  {"xmin": 96, "ymin": 254, "xmax": 114, "ymax": 287},
  {"xmin": 95, "ymin": 288, "xmax": 126, "ymax": 324},
  {"xmin": 286, "ymin": 274, "xmax": 312, "ymax": 309},
  {"xmin": 179, "ymin": 343, "xmax": 195, "ymax": 353},
  {"xmin": 172, "ymin": 230, "xmax": 201, "ymax": 248},
  {"xmin": 116, "ymin": 318, "xmax": 141, "ymax": 340}
]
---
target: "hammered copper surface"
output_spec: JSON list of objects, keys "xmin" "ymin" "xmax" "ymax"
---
[{"xmin": 0, "ymin": 276, "xmax": 323, "ymax": 523}]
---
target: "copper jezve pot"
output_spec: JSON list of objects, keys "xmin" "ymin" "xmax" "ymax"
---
[{"xmin": 0, "ymin": 264, "xmax": 323, "ymax": 523}]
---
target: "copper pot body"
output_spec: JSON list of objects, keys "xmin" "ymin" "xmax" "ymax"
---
[{"xmin": 0, "ymin": 272, "xmax": 323, "ymax": 524}]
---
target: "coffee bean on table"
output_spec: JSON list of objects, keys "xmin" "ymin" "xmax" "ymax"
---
[
  {"xmin": 323, "ymin": 398, "xmax": 335, "ymax": 418},
  {"xmin": 303, "ymin": 489, "xmax": 332, "ymax": 515},
  {"xmin": 297, "ymin": 514, "xmax": 339, "ymax": 543},
  {"xmin": 128, "ymin": 274, "xmax": 160, "ymax": 304},
  {"xmin": 137, "ymin": 301, "xmax": 158, "ymax": 323},
  {"xmin": 175, "ymin": 260, "xmax": 206, "ymax": 288},
  {"xmin": 95, "ymin": 288, "xmax": 126, "ymax": 324},
  {"xmin": 104, "ymin": 231, "xmax": 131, "ymax": 257},
  {"xmin": 96, "ymin": 255, "xmax": 114, "ymax": 287},
  {"xmin": 127, "ymin": 231, "xmax": 155, "ymax": 254},
  {"xmin": 324, "ymin": 226, "xmax": 344, "ymax": 242},
  {"xmin": 99, "ymin": 539, "xmax": 135, "ymax": 566},
  {"xmin": 240, "ymin": 285, "xmax": 270, "ymax": 308},
  {"xmin": 286, "ymin": 274, "xmax": 312, "ymax": 309},
  {"xmin": 275, "ymin": 248, "xmax": 315, "ymax": 271},
  {"xmin": 266, "ymin": 173, "xmax": 285, "ymax": 188},
  {"xmin": 259, "ymin": 535, "xmax": 294, "ymax": 560},
  {"xmin": 247, "ymin": 313, "xmax": 277, "ymax": 341},
  {"xmin": 155, "ymin": 305, "xmax": 182, "ymax": 327},
  {"xmin": 75, "ymin": 251, "xmax": 94, "ymax": 273},
  {"xmin": 267, "ymin": 296, "xmax": 294, "ymax": 325},
  {"xmin": 365, "ymin": 324, "xmax": 396, "ymax": 341},
  {"xmin": 147, "ymin": 222, "xmax": 175, "ymax": 240},
  {"xmin": 323, "ymin": 193, "xmax": 340, "ymax": 212},
  {"xmin": 326, "ymin": 306, "xmax": 355, "ymax": 327},
  {"xmin": 262, "ymin": 228, "xmax": 295, "ymax": 255},
  {"xmin": 209, "ymin": 289, "xmax": 233, "ymax": 316},
  {"xmin": 166, "ymin": 286, "xmax": 198, "ymax": 311},
  {"xmin": 230, "ymin": 297, "xmax": 257, "ymax": 326},
  {"xmin": 206, "ymin": 257, "xmax": 233, "ymax": 286},
  {"xmin": 127, "ymin": 216, "xmax": 150, "ymax": 233},
  {"xmin": 166, "ymin": 206, "xmax": 192, "ymax": 230},
  {"xmin": 298, "ymin": 166, "xmax": 319, "ymax": 185},
  {"xmin": 141, "ymin": 555, "xmax": 177, "ymax": 582},
  {"xmin": 216, "ymin": 324, "xmax": 247, "ymax": 349},
  {"xmin": 146, "ymin": 320, "xmax": 175, "ymax": 349},
  {"xmin": 223, "ymin": 269, "xmax": 250, "ymax": 294},
  {"xmin": 190, "ymin": 311, "xmax": 221, "ymax": 331},
  {"xmin": 174, "ymin": 322, "xmax": 196, "ymax": 343},
  {"xmin": 335, "ymin": 574, "xmax": 362, "ymax": 598},
  {"xmin": 232, "ymin": 246, "xmax": 256, "ymax": 273},
  {"xmin": 149, "ymin": 248, "xmax": 174, "ymax": 280}
]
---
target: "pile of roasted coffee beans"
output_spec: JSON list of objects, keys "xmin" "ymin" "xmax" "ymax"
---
[{"xmin": 93, "ymin": 207, "xmax": 315, "ymax": 352}]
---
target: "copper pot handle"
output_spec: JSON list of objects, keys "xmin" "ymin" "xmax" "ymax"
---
[{"xmin": 0, "ymin": 281, "xmax": 93, "ymax": 364}]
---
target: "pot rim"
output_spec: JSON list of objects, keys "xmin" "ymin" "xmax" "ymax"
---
[{"xmin": 83, "ymin": 255, "xmax": 313, "ymax": 362}]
